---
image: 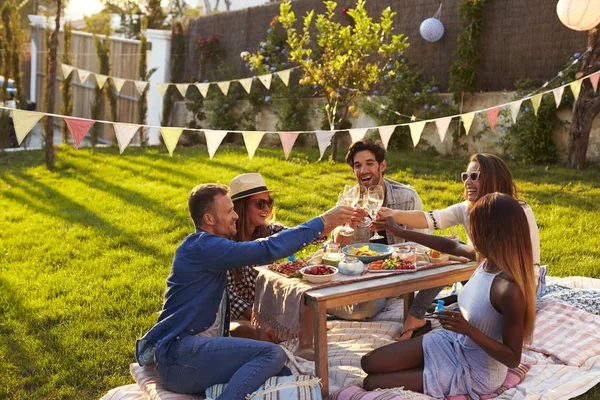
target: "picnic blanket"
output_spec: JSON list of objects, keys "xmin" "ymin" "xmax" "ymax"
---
[{"xmin": 101, "ymin": 276, "xmax": 600, "ymax": 400}]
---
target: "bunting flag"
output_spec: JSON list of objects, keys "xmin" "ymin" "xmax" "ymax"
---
[
  {"xmin": 204, "ymin": 129, "xmax": 228, "ymax": 159},
  {"xmin": 156, "ymin": 83, "xmax": 170, "ymax": 97},
  {"xmin": 10, "ymin": 109, "xmax": 44, "ymax": 145},
  {"xmin": 238, "ymin": 78, "xmax": 253, "ymax": 94},
  {"xmin": 378, "ymin": 125, "xmax": 396, "ymax": 149},
  {"xmin": 94, "ymin": 74, "xmax": 109, "ymax": 89},
  {"xmin": 434, "ymin": 117, "xmax": 452, "ymax": 142},
  {"xmin": 196, "ymin": 83, "xmax": 210, "ymax": 98},
  {"xmin": 530, "ymin": 93, "xmax": 543, "ymax": 116},
  {"xmin": 277, "ymin": 69, "xmax": 291, "ymax": 86},
  {"xmin": 409, "ymin": 121, "xmax": 427, "ymax": 147},
  {"xmin": 159, "ymin": 127, "xmax": 183, "ymax": 157},
  {"xmin": 112, "ymin": 77, "xmax": 127, "ymax": 93},
  {"xmin": 64, "ymin": 117, "xmax": 95, "ymax": 150},
  {"xmin": 134, "ymin": 80, "xmax": 149, "ymax": 96},
  {"xmin": 278, "ymin": 132, "xmax": 300, "ymax": 160},
  {"xmin": 258, "ymin": 74, "xmax": 272, "ymax": 90},
  {"xmin": 349, "ymin": 128, "xmax": 369, "ymax": 143},
  {"xmin": 217, "ymin": 81, "xmax": 231, "ymax": 96},
  {"xmin": 176, "ymin": 84, "xmax": 189, "ymax": 98},
  {"xmin": 242, "ymin": 131, "xmax": 265, "ymax": 160},
  {"xmin": 509, "ymin": 100, "xmax": 523, "ymax": 123},
  {"xmin": 461, "ymin": 113, "xmax": 475, "ymax": 135},
  {"xmin": 552, "ymin": 87, "xmax": 564, "ymax": 108},
  {"xmin": 61, "ymin": 64, "xmax": 75, "ymax": 79},
  {"xmin": 113, "ymin": 123, "xmax": 141, "ymax": 154},
  {"xmin": 570, "ymin": 79, "xmax": 583, "ymax": 101},
  {"xmin": 315, "ymin": 130, "xmax": 335, "ymax": 161},
  {"xmin": 486, "ymin": 107, "xmax": 501, "ymax": 131},
  {"xmin": 77, "ymin": 69, "xmax": 91, "ymax": 84},
  {"xmin": 590, "ymin": 72, "xmax": 600, "ymax": 93}
]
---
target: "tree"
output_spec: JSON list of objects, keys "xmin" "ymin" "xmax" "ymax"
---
[
  {"xmin": 60, "ymin": 22, "xmax": 74, "ymax": 144},
  {"xmin": 246, "ymin": 0, "xmax": 408, "ymax": 159},
  {"xmin": 1, "ymin": 0, "xmax": 26, "ymax": 107},
  {"xmin": 84, "ymin": 11, "xmax": 113, "ymax": 35},
  {"xmin": 146, "ymin": 0, "xmax": 166, "ymax": 29},
  {"xmin": 43, "ymin": 0, "xmax": 62, "ymax": 169},
  {"xmin": 102, "ymin": 0, "xmax": 142, "ymax": 38},
  {"xmin": 568, "ymin": 28, "xmax": 600, "ymax": 170}
]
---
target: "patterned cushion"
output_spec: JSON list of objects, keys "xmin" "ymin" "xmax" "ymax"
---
[
  {"xmin": 129, "ymin": 363, "xmax": 204, "ymax": 400},
  {"xmin": 205, "ymin": 375, "xmax": 321, "ymax": 400}
]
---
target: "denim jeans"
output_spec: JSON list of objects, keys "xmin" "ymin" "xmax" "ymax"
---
[{"xmin": 157, "ymin": 335, "xmax": 291, "ymax": 400}]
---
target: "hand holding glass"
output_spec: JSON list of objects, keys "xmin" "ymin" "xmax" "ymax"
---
[
  {"xmin": 366, "ymin": 185, "xmax": 385, "ymax": 240},
  {"xmin": 339, "ymin": 184, "xmax": 360, "ymax": 236}
]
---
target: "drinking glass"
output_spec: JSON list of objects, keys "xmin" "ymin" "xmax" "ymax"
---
[
  {"xmin": 339, "ymin": 184, "xmax": 360, "ymax": 236},
  {"xmin": 355, "ymin": 186, "xmax": 371, "ymax": 228},
  {"xmin": 367, "ymin": 185, "xmax": 384, "ymax": 240}
]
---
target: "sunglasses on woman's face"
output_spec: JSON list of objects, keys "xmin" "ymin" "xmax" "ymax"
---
[
  {"xmin": 460, "ymin": 170, "xmax": 481, "ymax": 183},
  {"xmin": 251, "ymin": 198, "xmax": 274, "ymax": 210}
]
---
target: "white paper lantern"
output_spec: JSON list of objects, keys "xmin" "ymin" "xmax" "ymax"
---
[
  {"xmin": 557, "ymin": 0, "xmax": 600, "ymax": 31},
  {"xmin": 420, "ymin": 18, "xmax": 445, "ymax": 42}
]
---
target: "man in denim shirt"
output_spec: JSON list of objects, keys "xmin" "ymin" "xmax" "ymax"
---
[{"xmin": 136, "ymin": 183, "xmax": 360, "ymax": 399}]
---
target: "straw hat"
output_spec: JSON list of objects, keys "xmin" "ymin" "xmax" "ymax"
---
[{"xmin": 229, "ymin": 173, "xmax": 278, "ymax": 201}]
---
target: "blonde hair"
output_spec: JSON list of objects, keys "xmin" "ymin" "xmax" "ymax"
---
[{"xmin": 469, "ymin": 193, "xmax": 536, "ymax": 343}]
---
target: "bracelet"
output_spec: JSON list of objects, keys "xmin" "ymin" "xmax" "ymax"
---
[{"xmin": 428, "ymin": 211, "xmax": 439, "ymax": 230}]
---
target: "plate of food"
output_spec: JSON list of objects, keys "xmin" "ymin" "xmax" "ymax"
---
[
  {"xmin": 342, "ymin": 243, "xmax": 393, "ymax": 263},
  {"xmin": 367, "ymin": 258, "xmax": 417, "ymax": 273},
  {"xmin": 267, "ymin": 259, "xmax": 307, "ymax": 278}
]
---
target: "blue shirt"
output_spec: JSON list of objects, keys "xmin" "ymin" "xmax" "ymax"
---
[{"xmin": 136, "ymin": 217, "xmax": 324, "ymax": 366}]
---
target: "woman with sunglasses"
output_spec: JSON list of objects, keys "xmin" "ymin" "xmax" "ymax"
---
[{"xmin": 376, "ymin": 153, "xmax": 540, "ymax": 342}]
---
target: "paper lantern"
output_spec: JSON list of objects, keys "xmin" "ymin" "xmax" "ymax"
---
[
  {"xmin": 557, "ymin": 0, "xmax": 600, "ymax": 31},
  {"xmin": 420, "ymin": 18, "xmax": 445, "ymax": 42}
]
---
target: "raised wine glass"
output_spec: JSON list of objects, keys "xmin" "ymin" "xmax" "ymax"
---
[
  {"xmin": 367, "ymin": 185, "xmax": 385, "ymax": 240},
  {"xmin": 339, "ymin": 184, "xmax": 360, "ymax": 236}
]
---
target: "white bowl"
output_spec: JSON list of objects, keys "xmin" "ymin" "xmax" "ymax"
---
[{"xmin": 300, "ymin": 265, "xmax": 338, "ymax": 284}]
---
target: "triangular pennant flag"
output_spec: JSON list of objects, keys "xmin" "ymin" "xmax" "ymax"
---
[
  {"xmin": 238, "ymin": 78, "xmax": 253, "ymax": 94},
  {"xmin": 349, "ymin": 128, "xmax": 369, "ymax": 143},
  {"xmin": 461, "ymin": 113, "xmax": 475, "ymax": 135},
  {"xmin": 156, "ymin": 83, "xmax": 170, "ymax": 97},
  {"xmin": 242, "ymin": 131, "xmax": 265, "ymax": 160},
  {"xmin": 113, "ymin": 123, "xmax": 141, "ymax": 154},
  {"xmin": 434, "ymin": 117, "xmax": 452, "ymax": 142},
  {"xmin": 315, "ymin": 130, "xmax": 335, "ymax": 161},
  {"xmin": 204, "ymin": 129, "xmax": 228, "ymax": 159},
  {"xmin": 195, "ymin": 83, "xmax": 210, "ymax": 98},
  {"xmin": 278, "ymin": 132, "xmax": 300, "ymax": 160},
  {"xmin": 10, "ymin": 109, "xmax": 44, "ymax": 145},
  {"xmin": 258, "ymin": 74, "xmax": 272, "ymax": 90},
  {"xmin": 159, "ymin": 127, "xmax": 183, "ymax": 157},
  {"xmin": 94, "ymin": 73, "xmax": 109, "ymax": 89},
  {"xmin": 509, "ymin": 100, "xmax": 523, "ymax": 123},
  {"xmin": 409, "ymin": 121, "xmax": 427, "ymax": 147},
  {"xmin": 530, "ymin": 93, "xmax": 543, "ymax": 116},
  {"xmin": 64, "ymin": 117, "xmax": 95, "ymax": 150},
  {"xmin": 277, "ymin": 69, "xmax": 291, "ymax": 86},
  {"xmin": 134, "ymin": 80, "xmax": 149, "ymax": 96},
  {"xmin": 61, "ymin": 64, "xmax": 75, "ymax": 79},
  {"xmin": 175, "ymin": 84, "xmax": 189, "ymax": 98},
  {"xmin": 486, "ymin": 107, "xmax": 501, "ymax": 131},
  {"xmin": 77, "ymin": 69, "xmax": 91, "ymax": 84},
  {"xmin": 552, "ymin": 87, "xmax": 564, "ymax": 108},
  {"xmin": 111, "ymin": 77, "xmax": 127, "ymax": 93},
  {"xmin": 217, "ymin": 81, "xmax": 231, "ymax": 96},
  {"xmin": 378, "ymin": 125, "xmax": 396, "ymax": 150},
  {"xmin": 570, "ymin": 79, "xmax": 583, "ymax": 101},
  {"xmin": 589, "ymin": 72, "xmax": 600, "ymax": 93}
]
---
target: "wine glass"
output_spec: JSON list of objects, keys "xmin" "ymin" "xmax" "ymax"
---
[
  {"xmin": 355, "ymin": 186, "xmax": 371, "ymax": 228},
  {"xmin": 366, "ymin": 185, "xmax": 385, "ymax": 240},
  {"xmin": 339, "ymin": 184, "xmax": 360, "ymax": 236}
]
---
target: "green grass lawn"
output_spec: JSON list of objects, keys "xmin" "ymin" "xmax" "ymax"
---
[{"xmin": 1, "ymin": 145, "xmax": 599, "ymax": 399}]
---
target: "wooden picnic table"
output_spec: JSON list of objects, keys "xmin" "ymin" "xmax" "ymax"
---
[{"xmin": 303, "ymin": 261, "xmax": 478, "ymax": 397}]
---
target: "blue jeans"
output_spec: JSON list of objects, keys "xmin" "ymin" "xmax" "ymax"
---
[{"xmin": 157, "ymin": 335, "xmax": 291, "ymax": 400}]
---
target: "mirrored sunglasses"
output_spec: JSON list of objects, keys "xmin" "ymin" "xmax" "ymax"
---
[
  {"xmin": 460, "ymin": 171, "xmax": 481, "ymax": 183},
  {"xmin": 251, "ymin": 198, "xmax": 274, "ymax": 210}
]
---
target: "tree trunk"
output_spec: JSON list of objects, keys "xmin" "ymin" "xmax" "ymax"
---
[
  {"xmin": 567, "ymin": 28, "xmax": 600, "ymax": 169},
  {"xmin": 44, "ymin": 0, "xmax": 61, "ymax": 170}
]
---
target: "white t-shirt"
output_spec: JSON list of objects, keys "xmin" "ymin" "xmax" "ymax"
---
[{"xmin": 424, "ymin": 200, "xmax": 541, "ymax": 266}]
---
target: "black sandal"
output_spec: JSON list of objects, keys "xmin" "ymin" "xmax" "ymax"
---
[{"xmin": 395, "ymin": 320, "xmax": 432, "ymax": 341}]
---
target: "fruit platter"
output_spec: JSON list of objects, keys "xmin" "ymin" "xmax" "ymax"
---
[
  {"xmin": 368, "ymin": 258, "xmax": 416, "ymax": 273},
  {"xmin": 267, "ymin": 259, "xmax": 307, "ymax": 278}
]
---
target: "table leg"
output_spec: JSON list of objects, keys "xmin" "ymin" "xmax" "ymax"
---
[
  {"xmin": 313, "ymin": 302, "xmax": 329, "ymax": 398},
  {"xmin": 403, "ymin": 292, "xmax": 414, "ymax": 322},
  {"xmin": 295, "ymin": 304, "xmax": 315, "ymax": 361}
]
